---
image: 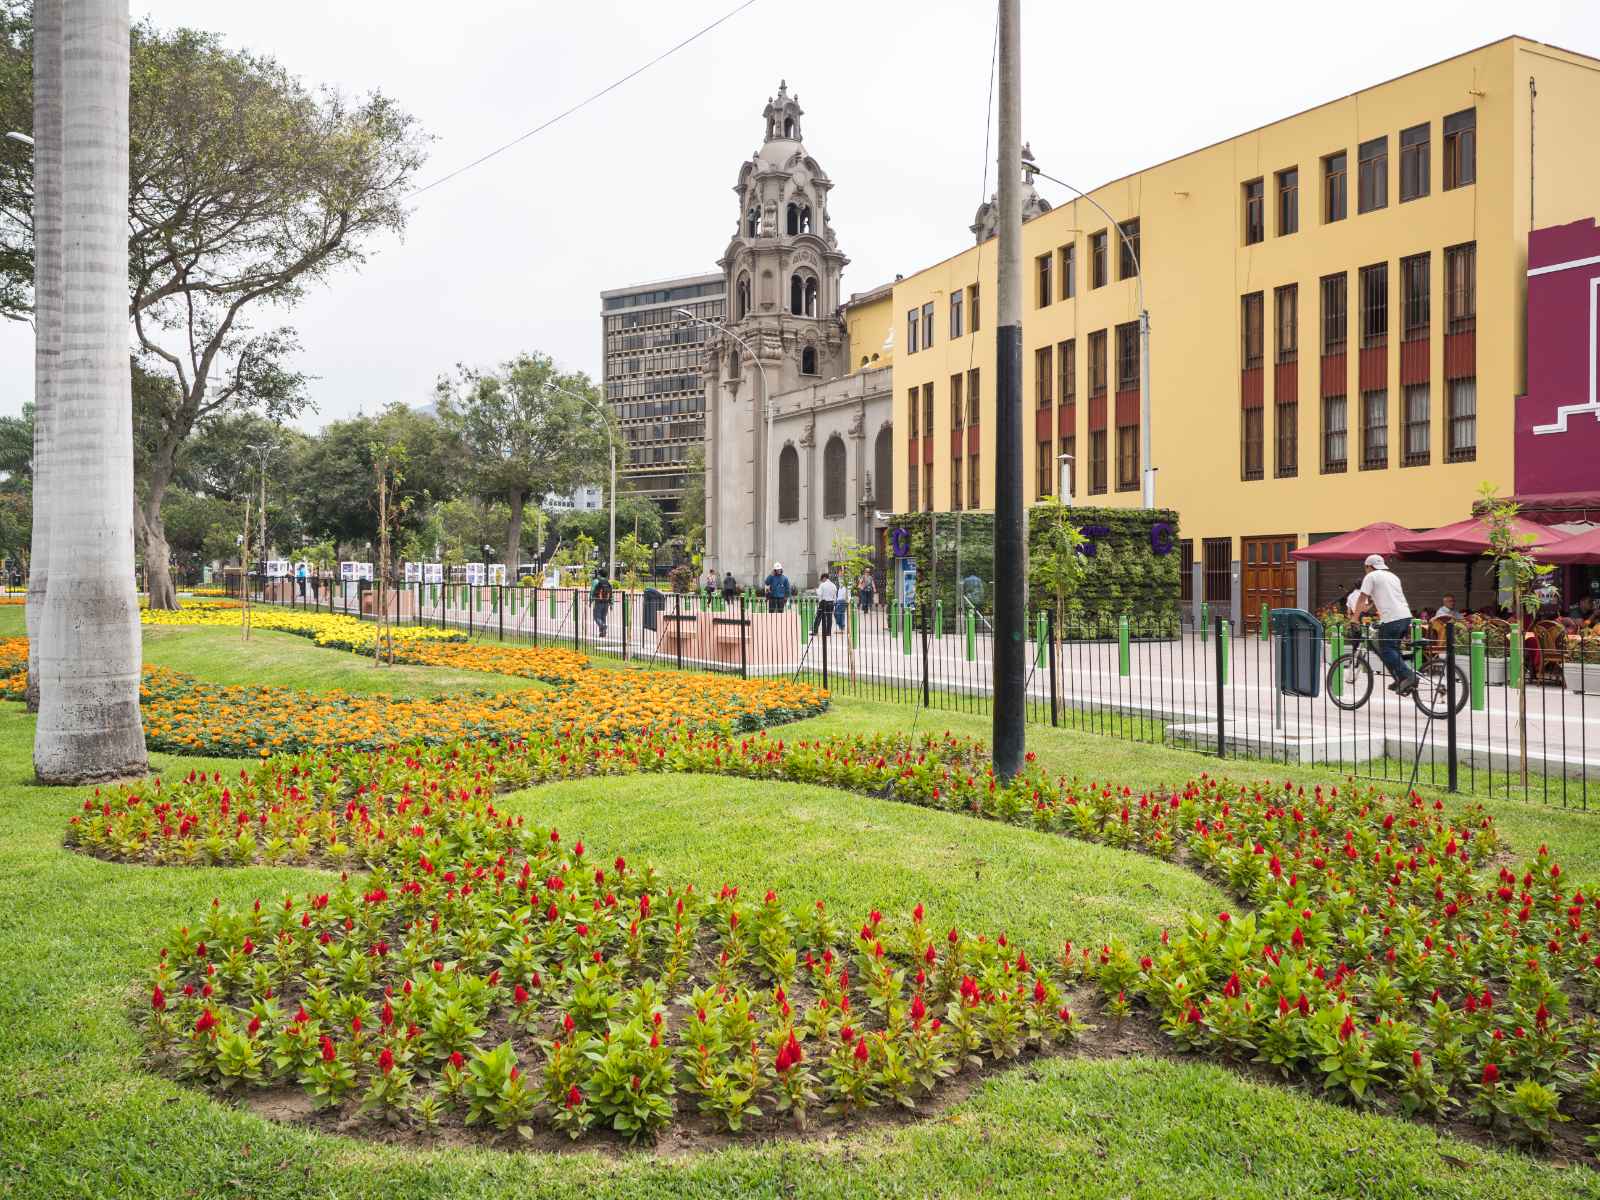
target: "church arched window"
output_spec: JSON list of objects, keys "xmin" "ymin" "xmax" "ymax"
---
[
  {"xmin": 800, "ymin": 206, "xmax": 813, "ymax": 234},
  {"xmin": 801, "ymin": 345, "xmax": 817, "ymax": 375},
  {"xmin": 786, "ymin": 203, "xmax": 799, "ymax": 236},
  {"xmin": 803, "ymin": 276, "xmax": 818, "ymax": 317},
  {"xmin": 728, "ymin": 349, "xmax": 740, "ymax": 381},
  {"xmin": 874, "ymin": 424, "xmax": 893, "ymax": 509},
  {"xmin": 823, "ymin": 435, "xmax": 847, "ymax": 517},
  {"xmin": 783, "ymin": 117, "xmax": 796, "ymax": 138},
  {"xmin": 736, "ymin": 273, "xmax": 751, "ymax": 319},
  {"xmin": 777, "ymin": 445, "xmax": 800, "ymax": 522},
  {"xmin": 789, "ymin": 274, "xmax": 804, "ymax": 316}
]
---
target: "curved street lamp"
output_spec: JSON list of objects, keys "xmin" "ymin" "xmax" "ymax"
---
[
  {"xmin": 675, "ymin": 306, "xmax": 771, "ymax": 580},
  {"xmin": 1026, "ymin": 154, "xmax": 1155, "ymax": 510}
]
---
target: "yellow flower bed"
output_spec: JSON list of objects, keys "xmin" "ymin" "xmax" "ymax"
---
[
  {"xmin": 387, "ymin": 639, "xmax": 589, "ymax": 682},
  {"xmin": 139, "ymin": 605, "xmax": 465, "ymax": 653}
]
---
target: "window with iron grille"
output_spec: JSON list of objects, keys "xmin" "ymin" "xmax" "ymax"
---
[
  {"xmin": 923, "ymin": 464, "xmax": 933, "ymax": 513},
  {"xmin": 1118, "ymin": 218, "xmax": 1140, "ymax": 278},
  {"xmin": 1243, "ymin": 178, "xmax": 1264, "ymax": 244},
  {"xmin": 949, "ymin": 289, "xmax": 963, "ymax": 338},
  {"xmin": 1401, "ymin": 252, "xmax": 1430, "ymax": 341},
  {"xmin": 1116, "ymin": 424, "xmax": 1139, "ymax": 491},
  {"xmin": 906, "ymin": 456, "xmax": 919, "ymax": 510},
  {"xmin": 1116, "ymin": 322, "xmax": 1140, "ymax": 391},
  {"xmin": 1276, "ymin": 168, "xmax": 1298, "ymax": 235},
  {"xmin": 1090, "ymin": 231, "xmax": 1108, "ymax": 288},
  {"xmin": 1402, "ymin": 383, "xmax": 1430, "ymax": 467},
  {"xmin": 1202, "ymin": 538, "xmax": 1232, "ymax": 604},
  {"xmin": 778, "ymin": 444, "xmax": 800, "ymax": 521},
  {"xmin": 968, "ymin": 283, "xmax": 980, "ymax": 332},
  {"xmin": 1276, "ymin": 399, "xmax": 1298, "ymax": 477},
  {"xmin": 967, "ymin": 367, "xmax": 981, "ymax": 424},
  {"xmin": 1322, "ymin": 394, "xmax": 1348, "ymax": 473},
  {"xmin": 1059, "ymin": 338, "xmax": 1075, "ymax": 404},
  {"xmin": 1088, "ymin": 330, "xmax": 1107, "ymax": 396},
  {"xmin": 1088, "ymin": 430, "xmax": 1107, "ymax": 494},
  {"xmin": 1445, "ymin": 242, "xmax": 1475, "ymax": 333},
  {"xmin": 1241, "ymin": 293, "xmax": 1264, "ymax": 370},
  {"xmin": 951, "ymin": 456, "xmax": 963, "ymax": 512},
  {"xmin": 907, "ymin": 309, "xmax": 919, "ymax": 355},
  {"xmin": 1060, "ymin": 243, "xmax": 1076, "ymax": 300},
  {"xmin": 908, "ymin": 387, "xmax": 919, "ymax": 438},
  {"xmin": 1359, "ymin": 263, "xmax": 1388, "ymax": 348},
  {"xmin": 968, "ymin": 452, "xmax": 979, "ymax": 509},
  {"xmin": 921, "ymin": 302, "xmax": 934, "ymax": 348},
  {"xmin": 1321, "ymin": 273, "xmax": 1347, "ymax": 355},
  {"xmin": 1443, "ymin": 108, "xmax": 1475, "ymax": 189},
  {"xmin": 1035, "ymin": 345, "xmax": 1053, "ymax": 408},
  {"xmin": 1036, "ymin": 252, "xmax": 1052, "ymax": 308},
  {"xmin": 1036, "ymin": 439, "xmax": 1053, "ymax": 499},
  {"xmin": 1323, "ymin": 151, "xmax": 1347, "ymax": 222},
  {"xmin": 1179, "ymin": 538, "xmax": 1194, "ymax": 606},
  {"xmin": 950, "ymin": 373, "xmax": 964, "ymax": 429},
  {"xmin": 1361, "ymin": 389, "xmax": 1388, "ymax": 470},
  {"xmin": 922, "ymin": 383, "xmax": 934, "ymax": 444},
  {"xmin": 1358, "ymin": 136, "xmax": 1387, "ymax": 213},
  {"xmin": 1275, "ymin": 284, "xmax": 1298, "ymax": 363},
  {"xmin": 1241, "ymin": 407, "xmax": 1264, "ymax": 481},
  {"xmin": 822, "ymin": 436, "xmax": 847, "ymax": 517},
  {"xmin": 1448, "ymin": 377, "xmax": 1476, "ymax": 462},
  {"xmin": 1399, "ymin": 123, "xmax": 1429, "ymax": 202}
]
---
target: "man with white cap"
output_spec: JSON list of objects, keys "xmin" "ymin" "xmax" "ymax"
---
[
  {"xmin": 762, "ymin": 562, "xmax": 792, "ymax": 613},
  {"xmin": 1350, "ymin": 553, "xmax": 1417, "ymax": 695}
]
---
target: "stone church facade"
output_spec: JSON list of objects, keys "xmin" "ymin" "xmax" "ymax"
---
[{"xmin": 702, "ymin": 83, "xmax": 893, "ymax": 588}]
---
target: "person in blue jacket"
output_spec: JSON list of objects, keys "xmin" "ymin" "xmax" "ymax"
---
[{"xmin": 762, "ymin": 562, "xmax": 792, "ymax": 613}]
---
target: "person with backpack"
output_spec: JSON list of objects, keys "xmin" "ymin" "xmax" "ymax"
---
[
  {"xmin": 763, "ymin": 562, "xmax": 792, "ymax": 613},
  {"xmin": 721, "ymin": 571, "xmax": 739, "ymax": 605},
  {"xmin": 856, "ymin": 570, "xmax": 875, "ymax": 613},
  {"xmin": 590, "ymin": 569, "xmax": 614, "ymax": 639}
]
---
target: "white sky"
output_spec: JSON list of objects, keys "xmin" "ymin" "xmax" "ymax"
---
[{"xmin": 2, "ymin": 0, "xmax": 1597, "ymax": 429}]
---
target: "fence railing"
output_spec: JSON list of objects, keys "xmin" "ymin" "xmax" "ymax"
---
[{"xmin": 232, "ymin": 574, "xmax": 1598, "ymax": 810}]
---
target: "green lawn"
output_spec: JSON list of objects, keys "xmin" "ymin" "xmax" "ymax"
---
[{"xmin": 0, "ymin": 620, "xmax": 1596, "ymax": 1197}]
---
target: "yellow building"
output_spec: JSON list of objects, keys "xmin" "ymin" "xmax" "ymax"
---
[{"xmin": 888, "ymin": 36, "xmax": 1600, "ymax": 616}]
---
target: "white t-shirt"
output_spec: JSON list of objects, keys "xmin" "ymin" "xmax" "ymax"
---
[
  {"xmin": 1360, "ymin": 569, "xmax": 1412, "ymax": 623},
  {"xmin": 1345, "ymin": 589, "xmax": 1362, "ymax": 615},
  {"xmin": 816, "ymin": 579, "xmax": 840, "ymax": 603}
]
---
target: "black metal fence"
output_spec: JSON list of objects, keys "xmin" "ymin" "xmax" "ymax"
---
[{"xmin": 232, "ymin": 573, "xmax": 1598, "ymax": 810}]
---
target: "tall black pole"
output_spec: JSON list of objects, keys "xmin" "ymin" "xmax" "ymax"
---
[{"xmin": 992, "ymin": 0, "xmax": 1026, "ymax": 779}]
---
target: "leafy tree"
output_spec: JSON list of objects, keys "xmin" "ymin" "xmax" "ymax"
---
[
  {"xmin": 677, "ymin": 444, "xmax": 706, "ymax": 551},
  {"xmin": 158, "ymin": 488, "xmax": 241, "ymax": 581},
  {"xmin": 0, "ymin": 11, "xmax": 428, "ymax": 608},
  {"xmin": 1029, "ymin": 498, "xmax": 1089, "ymax": 638},
  {"xmin": 559, "ymin": 493, "xmax": 662, "ymax": 554},
  {"xmin": 1480, "ymin": 482, "xmax": 1554, "ymax": 790},
  {"xmin": 613, "ymin": 532, "xmax": 652, "ymax": 589},
  {"xmin": 436, "ymin": 353, "xmax": 611, "ymax": 570}
]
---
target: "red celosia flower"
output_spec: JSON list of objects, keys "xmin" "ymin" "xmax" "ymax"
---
[
  {"xmin": 840, "ymin": 1025, "xmax": 854, "ymax": 1043},
  {"xmin": 247, "ymin": 1016, "xmax": 261, "ymax": 1037},
  {"xmin": 194, "ymin": 1009, "xmax": 216, "ymax": 1035},
  {"xmin": 1338, "ymin": 1015, "xmax": 1356, "ymax": 1041},
  {"xmin": 566, "ymin": 1084, "xmax": 582, "ymax": 1108},
  {"xmin": 910, "ymin": 994, "xmax": 927, "ymax": 1026},
  {"xmin": 449, "ymin": 1051, "xmax": 465, "ymax": 1070},
  {"xmin": 1412, "ymin": 1050, "xmax": 1423, "ymax": 1068},
  {"xmin": 563, "ymin": 1013, "xmax": 576, "ymax": 1033},
  {"xmin": 1481, "ymin": 1062, "xmax": 1499, "ymax": 1085},
  {"xmin": 320, "ymin": 1035, "xmax": 336, "ymax": 1063},
  {"xmin": 514, "ymin": 984, "xmax": 530, "ymax": 1006},
  {"xmin": 151, "ymin": 985, "xmax": 166, "ymax": 1011},
  {"xmin": 853, "ymin": 1036, "xmax": 870, "ymax": 1062},
  {"xmin": 379, "ymin": 1047, "xmax": 394, "ymax": 1075}
]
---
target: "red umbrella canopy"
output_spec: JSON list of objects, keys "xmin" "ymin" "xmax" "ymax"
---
[
  {"xmin": 1534, "ymin": 524, "xmax": 1600, "ymax": 564},
  {"xmin": 1392, "ymin": 515, "xmax": 1568, "ymax": 558},
  {"xmin": 1290, "ymin": 521, "xmax": 1414, "ymax": 561}
]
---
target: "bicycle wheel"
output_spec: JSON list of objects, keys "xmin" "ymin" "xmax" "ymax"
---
[
  {"xmin": 1413, "ymin": 659, "xmax": 1468, "ymax": 718},
  {"xmin": 1326, "ymin": 652, "xmax": 1373, "ymax": 711}
]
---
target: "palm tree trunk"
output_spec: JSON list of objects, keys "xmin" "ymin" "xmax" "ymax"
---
[
  {"xmin": 24, "ymin": 0, "xmax": 64, "ymax": 713},
  {"xmin": 34, "ymin": 0, "xmax": 147, "ymax": 783}
]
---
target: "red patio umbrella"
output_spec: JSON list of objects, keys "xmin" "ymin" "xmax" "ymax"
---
[
  {"xmin": 1533, "ymin": 524, "xmax": 1600, "ymax": 564},
  {"xmin": 1290, "ymin": 521, "xmax": 1413, "ymax": 561},
  {"xmin": 1392, "ymin": 516, "xmax": 1568, "ymax": 557}
]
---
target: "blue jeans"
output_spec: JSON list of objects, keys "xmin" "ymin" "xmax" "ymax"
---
[{"xmin": 1375, "ymin": 618, "xmax": 1416, "ymax": 686}]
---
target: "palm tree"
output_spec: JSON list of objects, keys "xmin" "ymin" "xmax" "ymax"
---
[
  {"xmin": 34, "ymin": 0, "xmax": 147, "ymax": 783},
  {"xmin": 24, "ymin": 0, "xmax": 62, "ymax": 712}
]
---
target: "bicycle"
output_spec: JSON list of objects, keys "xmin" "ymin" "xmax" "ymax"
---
[{"xmin": 1325, "ymin": 624, "xmax": 1467, "ymax": 718}]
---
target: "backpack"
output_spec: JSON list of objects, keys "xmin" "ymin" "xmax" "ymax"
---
[{"xmin": 594, "ymin": 580, "xmax": 612, "ymax": 603}]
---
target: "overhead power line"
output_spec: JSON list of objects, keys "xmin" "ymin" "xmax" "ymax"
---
[{"xmin": 407, "ymin": 0, "xmax": 763, "ymax": 200}]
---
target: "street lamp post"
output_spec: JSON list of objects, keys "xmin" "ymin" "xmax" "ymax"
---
[
  {"xmin": 250, "ymin": 441, "xmax": 272, "ymax": 597},
  {"xmin": 675, "ymin": 307, "xmax": 770, "ymax": 582},
  {"xmin": 1027, "ymin": 157, "xmax": 1155, "ymax": 509},
  {"xmin": 1057, "ymin": 453, "xmax": 1074, "ymax": 505},
  {"xmin": 549, "ymin": 382, "xmax": 616, "ymax": 584}
]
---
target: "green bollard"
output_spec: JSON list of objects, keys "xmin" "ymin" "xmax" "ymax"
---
[
  {"xmin": 1035, "ymin": 612, "xmax": 1046, "ymax": 666},
  {"xmin": 902, "ymin": 605, "xmax": 914, "ymax": 656},
  {"xmin": 934, "ymin": 600, "xmax": 944, "ymax": 639},
  {"xmin": 1411, "ymin": 618, "xmax": 1424, "ymax": 671},
  {"xmin": 548, "ymin": 589, "xmax": 557, "ymax": 618},
  {"xmin": 800, "ymin": 598, "xmax": 810, "ymax": 645},
  {"xmin": 1260, "ymin": 604, "xmax": 1270, "ymax": 640},
  {"xmin": 1118, "ymin": 615, "xmax": 1131, "ymax": 676},
  {"xmin": 1200, "ymin": 602, "xmax": 1210, "ymax": 642},
  {"xmin": 1470, "ymin": 630, "xmax": 1486, "ymax": 710},
  {"xmin": 850, "ymin": 602, "xmax": 859, "ymax": 647},
  {"xmin": 1509, "ymin": 628, "xmax": 1523, "ymax": 691},
  {"xmin": 1329, "ymin": 627, "xmax": 1344, "ymax": 698},
  {"xmin": 1219, "ymin": 619, "xmax": 1231, "ymax": 686},
  {"xmin": 965, "ymin": 606, "xmax": 976, "ymax": 661}
]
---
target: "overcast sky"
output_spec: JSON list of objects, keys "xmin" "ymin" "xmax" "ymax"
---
[{"xmin": 1, "ymin": 0, "xmax": 1597, "ymax": 430}]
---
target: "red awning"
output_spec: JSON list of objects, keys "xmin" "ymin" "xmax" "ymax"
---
[
  {"xmin": 1534, "ymin": 524, "xmax": 1600, "ymax": 564},
  {"xmin": 1290, "ymin": 521, "xmax": 1413, "ymax": 561},
  {"xmin": 1392, "ymin": 516, "xmax": 1568, "ymax": 558}
]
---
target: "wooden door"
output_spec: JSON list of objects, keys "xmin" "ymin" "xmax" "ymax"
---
[{"xmin": 1242, "ymin": 535, "xmax": 1298, "ymax": 631}]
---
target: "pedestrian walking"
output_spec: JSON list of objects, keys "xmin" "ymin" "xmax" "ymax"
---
[
  {"xmin": 856, "ymin": 570, "xmax": 875, "ymax": 613},
  {"xmin": 812, "ymin": 572, "xmax": 839, "ymax": 637},
  {"xmin": 763, "ymin": 562, "xmax": 792, "ymax": 613},
  {"xmin": 721, "ymin": 571, "xmax": 739, "ymax": 605},
  {"xmin": 590, "ymin": 569, "xmax": 613, "ymax": 639}
]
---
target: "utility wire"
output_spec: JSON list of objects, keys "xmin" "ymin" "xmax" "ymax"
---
[{"xmin": 407, "ymin": 0, "xmax": 763, "ymax": 199}]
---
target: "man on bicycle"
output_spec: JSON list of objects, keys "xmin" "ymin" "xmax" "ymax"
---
[{"xmin": 1351, "ymin": 554, "xmax": 1417, "ymax": 696}]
